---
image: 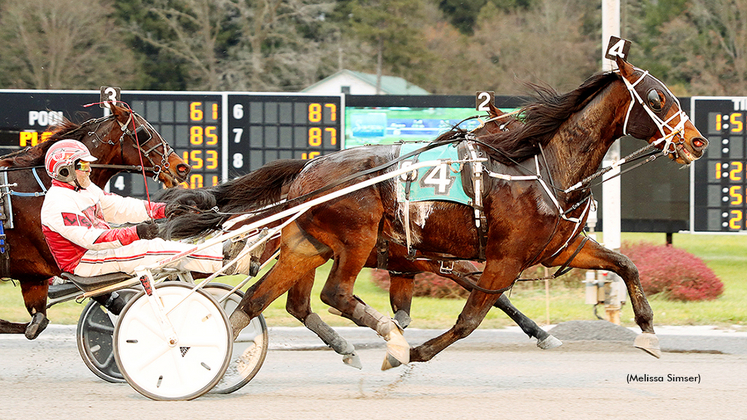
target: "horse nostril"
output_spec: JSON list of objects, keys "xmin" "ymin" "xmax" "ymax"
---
[
  {"xmin": 177, "ymin": 163, "xmax": 191, "ymax": 177},
  {"xmin": 692, "ymin": 137, "xmax": 708, "ymax": 151}
]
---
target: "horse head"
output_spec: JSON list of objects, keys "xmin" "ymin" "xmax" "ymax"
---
[
  {"xmin": 106, "ymin": 104, "xmax": 190, "ymax": 187},
  {"xmin": 616, "ymin": 56, "xmax": 708, "ymax": 164}
]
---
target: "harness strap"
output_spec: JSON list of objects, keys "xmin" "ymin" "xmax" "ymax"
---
[
  {"xmin": 402, "ymin": 154, "xmax": 420, "ymax": 258},
  {"xmin": 551, "ymin": 235, "xmax": 592, "ymax": 278},
  {"xmin": 376, "ymin": 221, "xmax": 388, "ymax": 270},
  {"xmin": 464, "ymin": 141, "xmax": 488, "ymax": 260},
  {"xmin": 8, "ymin": 167, "xmax": 47, "ymax": 197},
  {"xmin": 0, "ymin": 220, "xmax": 8, "ymax": 278}
]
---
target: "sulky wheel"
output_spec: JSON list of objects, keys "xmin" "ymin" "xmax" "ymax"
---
[
  {"xmin": 113, "ymin": 282, "xmax": 232, "ymax": 401},
  {"xmin": 76, "ymin": 288, "xmax": 138, "ymax": 383},
  {"xmin": 203, "ymin": 284, "xmax": 268, "ymax": 394}
]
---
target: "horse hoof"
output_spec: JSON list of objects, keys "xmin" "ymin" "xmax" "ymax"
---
[
  {"xmin": 634, "ymin": 332, "xmax": 661, "ymax": 358},
  {"xmin": 343, "ymin": 352, "xmax": 362, "ymax": 370},
  {"xmin": 381, "ymin": 354, "xmax": 403, "ymax": 371},
  {"xmin": 537, "ymin": 335, "xmax": 562, "ymax": 350},
  {"xmin": 384, "ymin": 327, "xmax": 410, "ymax": 368},
  {"xmin": 24, "ymin": 313, "xmax": 49, "ymax": 340}
]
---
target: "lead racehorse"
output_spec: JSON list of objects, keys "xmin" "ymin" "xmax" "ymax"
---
[
  {"xmin": 160, "ymin": 105, "xmax": 564, "ymax": 367},
  {"xmin": 0, "ymin": 103, "xmax": 189, "ymax": 339},
  {"xmin": 225, "ymin": 56, "xmax": 707, "ymax": 369}
]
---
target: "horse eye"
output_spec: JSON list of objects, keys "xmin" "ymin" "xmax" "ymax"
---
[{"xmin": 647, "ymin": 89, "xmax": 664, "ymax": 111}]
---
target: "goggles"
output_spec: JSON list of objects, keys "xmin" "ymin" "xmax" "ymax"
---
[{"xmin": 75, "ymin": 160, "xmax": 91, "ymax": 171}]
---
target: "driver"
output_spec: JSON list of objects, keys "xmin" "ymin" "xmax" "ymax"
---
[{"xmin": 40, "ymin": 139, "xmax": 255, "ymax": 277}]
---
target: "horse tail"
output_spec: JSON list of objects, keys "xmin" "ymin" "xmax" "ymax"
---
[
  {"xmin": 155, "ymin": 188, "xmax": 218, "ymax": 216},
  {"xmin": 214, "ymin": 159, "xmax": 308, "ymax": 212},
  {"xmin": 159, "ymin": 159, "xmax": 308, "ymax": 239},
  {"xmin": 160, "ymin": 211, "xmax": 229, "ymax": 240}
]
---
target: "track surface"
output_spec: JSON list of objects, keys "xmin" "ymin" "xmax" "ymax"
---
[{"xmin": 1, "ymin": 325, "xmax": 745, "ymax": 419}]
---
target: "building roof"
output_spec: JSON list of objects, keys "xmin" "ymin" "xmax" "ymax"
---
[{"xmin": 302, "ymin": 69, "xmax": 430, "ymax": 95}]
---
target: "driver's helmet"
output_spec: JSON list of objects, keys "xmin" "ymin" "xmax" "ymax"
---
[{"xmin": 44, "ymin": 139, "xmax": 97, "ymax": 183}]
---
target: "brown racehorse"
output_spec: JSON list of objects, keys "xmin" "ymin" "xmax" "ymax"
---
[
  {"xmin": 222, "ymin": 57, "xmax": 707, "ymax": 370},
  {"xmin": 0, "ymin": 103, "xmax": 189, "ymax": 339},
  {"xmin": 159, "ymin": 106, "xmax": 563, "ymax": 368}
]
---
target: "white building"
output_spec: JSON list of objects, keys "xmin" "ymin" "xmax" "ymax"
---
[{"xmin": 302, "ymin": 69, "xmax": 429, "ymax": 95}]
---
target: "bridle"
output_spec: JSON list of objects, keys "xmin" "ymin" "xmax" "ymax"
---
[
  {"xmin": 85, "ymin": 112, "xmax": 176, "ymax": 182},
  {"xmin": 620, "ymin": 68, "xmax": 691, "ymax": 162}
]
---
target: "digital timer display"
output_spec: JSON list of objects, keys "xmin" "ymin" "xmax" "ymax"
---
[
  {"xmin": 692, "ymin": 97, "xmax": 747, "ymax": 232},
  {"xmin": 127, "ymin": 94, "xmax": 222, "ymax": 191},
  {"xmin": 0, "ymin": 90, "xmax": 343, "ymax": 199},
  {"xmin": 227, "ymin": 94, "xmax": 342, "ymax": 174}
]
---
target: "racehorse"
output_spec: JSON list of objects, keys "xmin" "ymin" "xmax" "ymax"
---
[
  {"xmin": 223, "ymin": 56, "xmax": 707, "ymax": 369},
  {"xmin": 0, "ymin": 103, "xmax": 189, "ymax": 339},
  {"xmin": 159, "ymin": 104, "xmax": 563, "ymax": 369}
]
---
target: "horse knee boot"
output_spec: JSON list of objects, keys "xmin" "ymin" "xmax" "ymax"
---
[
  {"xmin": 229, "ymin": 309, "xmax": 252, "ymax": 341},
  {"xmin": 348, "ymin": 300, "xmax": 410, "ymax": 368},
  {"xmin": 304, "ymin": 313, "xmax": 361, "ymax": 369}
]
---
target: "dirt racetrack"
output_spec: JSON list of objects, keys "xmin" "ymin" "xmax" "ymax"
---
[{"xmin": 1, "ymin": 324, "xmax": 745, "ymax": 420}]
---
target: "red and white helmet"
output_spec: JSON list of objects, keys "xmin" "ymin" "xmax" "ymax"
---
[{"xmin": 44, "ymin": 139, "xmax": 97, "ymax": 183}]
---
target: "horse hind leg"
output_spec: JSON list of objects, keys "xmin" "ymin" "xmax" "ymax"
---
[
  {"xmin": 20, "ymin": 279, "xmax": 50, "ymax": 340},
  {"xmin": 327, "ymin": 294, "xmax": 409, "ymax": 371},
  {"xmin": 286, "ymin": 270, "xmax": 361, "ymax": 369},
  {"xmin": 494, "ymin": 294, "xmax": 562, "ymax": 349},
  {"xmin": 229, "ymin": 223, "xmax": 329, "ymax": 340},
  {"xmin": 320, "ymin": 251, "xmax": 409, "ymax": 370}
]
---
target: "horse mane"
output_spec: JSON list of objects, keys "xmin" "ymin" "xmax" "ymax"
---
[
  {"xmin": 434, "ymin": 127, "xmax": 469, "ymax": 142},
  {"xmin": 477, "ymin": 71, "xmax": 621, "ymax": 164},
  {"xmin": 0, "ymin": 117, "xmax": 100, "ymax": 168}
]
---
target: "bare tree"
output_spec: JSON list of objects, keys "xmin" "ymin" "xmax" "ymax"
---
[
  {"xmin": 125, "ymin": 0, "xmax": 232, "ymax": 91},
  {"xmin": 683, "ymin": 0, "xmax": 747, "ymax": 95},
  {"xmin": 0, "ymin": 0, "xmax": 137, "ymax": 89},
  {"xmin": 129, "ymin": 0, "xmax": 336, "ymax": 91},
  {"xmin": 467, "ymin": 0, "xmax": 597, "ymax": 95}
]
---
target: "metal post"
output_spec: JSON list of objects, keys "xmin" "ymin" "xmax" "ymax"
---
[{"xmin": 601, "ymin": 0, "xmax": 623, "ymax": 324}]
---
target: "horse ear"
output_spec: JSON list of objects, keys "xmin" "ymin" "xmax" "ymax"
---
[
  {"xmin": 109, "ymin": 103, "xmax": 131, "ymax": 124},
  {"xmin": 488, "ymin": 101, "xmax": 501, "ymax": 118},
  {"xmin": 616, "ymin": 55, "xmax": 635, "ymax": 78}
]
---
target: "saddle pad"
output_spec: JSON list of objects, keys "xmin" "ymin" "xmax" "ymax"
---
[{"xmin": 396, "ymin": 142, "xmax": 471, "ymax": 205}]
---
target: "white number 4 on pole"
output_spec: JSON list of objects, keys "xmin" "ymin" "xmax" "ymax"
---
[{"xmin": 605, "ymin": 36, "xmax": 631, "ymax": 61}]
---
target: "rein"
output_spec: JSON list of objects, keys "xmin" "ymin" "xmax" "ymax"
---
[{"xmin": 215, "ymin": 137, "xmax": 467, "ymax": 222}]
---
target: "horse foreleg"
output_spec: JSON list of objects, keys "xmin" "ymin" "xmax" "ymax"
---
[
  {"xmin": 410, "ymin": 262, "xmax": 514, "ymax": 364},
  {"xmin": 441, "ymin": 261, "xmax": 561, "ymax": 349},
  {"xmin": 409, "ymin": 288, "xmax": 500, "ymax": 364},
  {"xmin": 0, "ymin": 319, "xmax": 28, "ymax": 334},
  {"xmin": 20, "ymin": 279, "xmax": 50, "ymax": 340},
  {"xmin": 286, "ymin": 270, "xmax": 361, "ymax": 369},
  {"xmin": 386, "ymin": 253, "xmax": 559, "ymax": 348},
  {"xmin": 542, "ymin": 235, "xmax": 659, "ymax": 358}
]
